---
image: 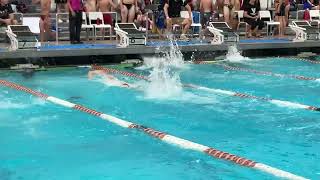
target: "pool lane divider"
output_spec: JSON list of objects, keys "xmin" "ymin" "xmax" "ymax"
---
[
  {"xmin": 91, "ymin": 65, "xmax": 320, "ymax": 112},
  {"xmin": 0, "ymin": 79, "xmax": 308, "ymax": 180},
  {"xmin": 221, "ymin": 64, "xmax": 319, "ymax": 81},
  {"xmin": 287, "ymin": 57, "xmax": 320, "ymax": 64},
  {"xmin": 193, "ymin": 60, "xmax": 319, "ymax": 81}
]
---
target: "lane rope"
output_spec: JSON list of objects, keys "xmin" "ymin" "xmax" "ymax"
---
[
  {"xmin": 193, "ymin": 60, "xmax": 320, "ymax": 81},
  {"xmin": 286, "ymin": 57, "xmax": 320, "ymax": 64},
  {"xmin": 91, "ymin": 65, "xmax": 320, "ymax": 112},
  {"xmin": 0, "ymin": 79, "xmax": 308, "ymax": 180},
  {"xmin": 221, "ymin": 64, "xmax": 319, "ymax": 81}
]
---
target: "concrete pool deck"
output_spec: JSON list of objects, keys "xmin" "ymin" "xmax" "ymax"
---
[{"xmin": 0, "ymin": 38, "xmax": 319, "ymax": 60}]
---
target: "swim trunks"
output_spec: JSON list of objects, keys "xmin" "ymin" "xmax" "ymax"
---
[
  {"xmin": 123, "ymin": 3, "xmax": 133, "ymax": 10},
  {"xmin": 55, "ymin": 0, "xmax": 67, "ymax": 4},
  {"xmin": 201, "ymin": 12, "xmax": 212, "ymax": 26},
  {"xmin": 103, "ymin": 14, "xmax": 112, "ymax": 25}
]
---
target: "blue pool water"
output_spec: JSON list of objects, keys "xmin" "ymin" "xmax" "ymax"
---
[{"xmin": 0, "ymin": 57, "xmax": 320, "ymax": 180}]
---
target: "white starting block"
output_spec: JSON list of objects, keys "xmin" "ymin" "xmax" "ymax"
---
[
  {"xmin": 114, "ymin": 23, "xmax": 146, "ymax": 47},
  {"xmin": 290, "ymin": 21, "xmax": 320, "ymax": 42},
  {"xmin": 207, "ymin": 26, "xmax": 224, "ymax": 44},
  {"xmin": 6, "ymin": 25, "xmax": 40, "ymax": 51},
  {"xmin": 207, "ymin": 22, "xmax": 239, "ymax": 44}
]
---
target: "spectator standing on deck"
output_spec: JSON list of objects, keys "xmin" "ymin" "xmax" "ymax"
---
[
  {"xmin": 120, "ymin": 0, "xmax": 137, "ymax": 23},
  {"xmin": 68, "ymin": 0, "xmax": 83, "ymax": 44},
  {"xmin": 97, "ymin": 0, "xmax": 117, "ymax": 25},
  {"xmin": 85, "ymin": 0, "xmax": 97, "ymax": 11},
  {"xmin": 33, "ymin": 0, "xmax": 52, "ymax": 42},
  {"xmin": 163, "ymin": 0, "xmax": 192, "ymax": 40},
  {"xmin": 243, "ymin": 0, "xmax": 264, "ymax": 38},
  {"xmin": 200, "ymin": 0, "xmax": 216, "ymax": 27},
  {"xmin": 0, "ymin": 0, "xmax": 17, "ymax": 26},
  {"xmin": 223, "ymin": 0, "xmax": 240, "ymax": 27},
  {"xmin": 275, "ymin": 0, "xmax": 286, "ymax": 37}
]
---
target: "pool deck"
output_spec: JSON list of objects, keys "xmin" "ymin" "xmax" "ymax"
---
[{"xmin": 0, "ymin": 38, "xmax": 319, "ymax": 59}]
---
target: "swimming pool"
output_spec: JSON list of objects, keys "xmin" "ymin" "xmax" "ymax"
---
[{"xmin": 0, "ymin": 55, "xmax": 319, "ymax": 179}]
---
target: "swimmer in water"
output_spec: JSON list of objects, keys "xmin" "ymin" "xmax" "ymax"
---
[{"xmin": 88, "ymin": 70, "xmax": 136, "ymax": 88}]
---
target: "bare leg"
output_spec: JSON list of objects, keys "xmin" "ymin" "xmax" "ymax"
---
[
  {"xmin": 45, "ymin": 18, "xmax": 51, "ymax": 41},
  {"xmin": 40, "ymin": 19, "xmax": 45, "ymax": 42},
  {"xmin": 252, "ymin": 26, "xmax": 258, "ymax": 36},
  {"xmin": 181, "ymin": 18, "xmax": 191, "ymax": 34},
  {"xmin": 280, "ymin": 16, "xmax": 286, "ymax": 37},
  {"xmin": 223, "ymin": 6, "xmax": 230, "ymax": 24},
  {"xmin": 285, "ymin": 4, "xmax": 290, "ymax": 26},
  {"xmin": 121, "ymin": 5, "xmax": 128, "ymax": 23},
  {"xmin": 166, "ymin": 18, "xmax": 173, "ymax": 33},
  {"xmin": 127, "ymin": 5, "xmax": 136, "ymax": 23}
]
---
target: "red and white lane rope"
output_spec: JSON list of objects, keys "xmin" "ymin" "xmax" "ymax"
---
[
  {"xmin": 221, "ymin": 64, "xmax": 319, "ymax": 81},
  {"xmin": 92, "ymin": 65, "xmax": 150, "ymax": 81},
  {"xmin": 91, "ymin": 65, "xmax": 320, "ymax": 112},
  {"xmin": 0, "ymin": 79, "xmax": 308, "ymax": 180}
]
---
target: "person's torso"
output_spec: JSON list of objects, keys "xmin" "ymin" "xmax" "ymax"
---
[
  {"xmin": 71, "ymin": 0, "xmax": 83, "ymax": 11},
  {"xmin": 168, "ymin": 0, "xmax": 183, "ymax": 17},
  {"xmin": 201, "ymin": 0, "xmax": 213, "ymax": 12},
  {"xmin": 98, "ymin": 0, "xmax": 111, "ymax": 11},
  {"xmin": 0, "ymin": 4, "xmax": 11, "ymax": 19},
  {"xmin": 40, "ymin": 0, "xmax": 51, "ymax": 13},
  {"xmin": 246, "ymin": 3, "xmax": 258, "ymax": 17}
]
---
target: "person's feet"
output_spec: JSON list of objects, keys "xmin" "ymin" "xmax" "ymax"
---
[
  {"xmin": 180, "ymin": 34, "xmax": 189, "ymax": 41},
  {"xmin": 255, "ymin": 34, "xmax": 263, "ymax": 38},
  {"xmin": 70, "ymin": 41, "xmax": 83, "ymax": 44}
]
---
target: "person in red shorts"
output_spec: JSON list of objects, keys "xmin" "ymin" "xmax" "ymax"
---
[
  {"xmin": 32, "ymin": 0, "xmax": 52, "ymax": 42},
  {"xmin": 97, "ymin": 0, "xmax": 117, "ymax": 26}
]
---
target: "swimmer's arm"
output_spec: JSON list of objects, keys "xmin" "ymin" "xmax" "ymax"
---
[
  {"xmin": 88, "ymin": 71, "xmax": 94, "ymax": 79},
  {"xmin": 88, "ymin": 70, "xmax": 104, "ymax": 79}
]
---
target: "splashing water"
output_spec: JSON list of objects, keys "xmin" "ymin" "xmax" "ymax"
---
[
  {"xmin": 142, "ymin": 39, "xmax": 185, "ymax": 99},
  {"xmin": 225, "ymin": 45, "xmax": 250, "ymax": 62}
]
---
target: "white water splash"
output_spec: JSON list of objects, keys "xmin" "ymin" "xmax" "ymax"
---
[
  {"xmin": 225, "ymin": 45, "xmax": 250, "ymax": 62},
  {"xmin": 316, "ymin": 79, "xmax": 320, "ymax": 83},
  {"xmin": 142, "ymin": 38, "xmax": 185, "ymax": 99},
  {"xmin": 143, "ymin": 56, "xmax": 183, "ymax": 99}
]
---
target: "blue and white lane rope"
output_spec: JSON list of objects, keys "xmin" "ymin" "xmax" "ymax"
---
[{"xmin": 0, "ymin": 79, "xmax": 308, "ymax": 180}]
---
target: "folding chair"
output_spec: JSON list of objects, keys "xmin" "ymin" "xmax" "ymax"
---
[
  {"xmin": 191, "ymin": 11, "xmax": 202, "ymax": 35},
  {"xmin": 309, "ymin": 10, "xmax": 320, "ymax": 28},
  {"xmin": 235, "ymin": 10, "xmax": 249, "ymax": 36},
  {"xmin": 259, "ymin": 10, "xmax": 280, "ymax": 36},
  {"xmin": 88, "ymin": 12, "xmax": 112, "ymax": 40},
  {"xmin": 82, "ymin": 12, "xmax": 95, "ymax": 41}
]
